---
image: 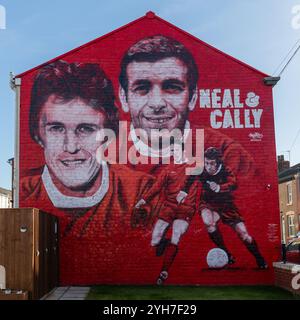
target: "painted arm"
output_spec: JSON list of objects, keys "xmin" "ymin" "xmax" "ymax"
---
[{"xmin": 135, "ymin": 169, "xmax": 167, "ymax": 206}]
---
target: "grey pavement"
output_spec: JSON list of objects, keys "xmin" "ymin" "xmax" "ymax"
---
[{"xmin": 41, "ymin": 286, "xmax": 90, "ymax": 300}]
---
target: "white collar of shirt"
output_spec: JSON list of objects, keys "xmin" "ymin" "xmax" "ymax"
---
[
  {"xmin": 42, "ymin": 161, "xmax": 109, "ymax": 209},
  {"xmin": 213, "ymin": 164, "xmax": 222, "ymax": 176},
  {"xmin": 129, "ymin": 121, "xmax": 191, "ymax": 159}
]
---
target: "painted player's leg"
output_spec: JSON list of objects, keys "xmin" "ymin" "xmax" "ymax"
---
[
  {"xmin": 157, "ymin": 219, "xmax": 189, "ymax": 285},
  {"xmin": 151, "ymin": 219, "xmax": 169, "ymax": 246},
  {"xmin": 151, "ymin": 219, "xmax": 170, "ymax": 257},
  {"xmin": 233, "ymin": 222, "xmax": 268, "ymax": 269},
  {"xmin": 201, "ymin": 208, "xmax": 235, "ymax": 264},
  {"xmin": 171, "ymin": 219, "xmax": 189, "ymax": 246}
]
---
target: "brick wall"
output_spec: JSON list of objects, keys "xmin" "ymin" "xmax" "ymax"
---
[
  {"xmin": 17, "ymin": 13, "xmax": 281, "ymax": 285},
  {"xmin": 273, "ymin": 262, "xmax": 300, "ymax": 295}
]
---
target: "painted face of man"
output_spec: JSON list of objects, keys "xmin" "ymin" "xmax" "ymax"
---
[
  {"xmin": 204, "ymin": 158, "xmax": 219, "ymax": 175},
  {"xmin": 38, "ymin": 95, "xmax": 106, "ymax": 190},
  {"xmin": 119, "ymin": 57, "xmax": 197, "ymax": 137}
]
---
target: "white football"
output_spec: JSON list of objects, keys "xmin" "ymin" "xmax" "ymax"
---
[{"xmin": 206, "ymin": 248, "xmax": 228, "ymax": 268}]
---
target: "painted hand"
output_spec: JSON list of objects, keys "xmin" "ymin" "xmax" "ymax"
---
[
  {"xmin": 135, "ymin": 199, "xmax": 146, "ymax": 209},
  {"xmin": 207, "ymin": 181, "xmax": 220, "ymax": 193},
  {"xmin": 176, "ymin": 190, "xmax": 188, "ymax": 203}
]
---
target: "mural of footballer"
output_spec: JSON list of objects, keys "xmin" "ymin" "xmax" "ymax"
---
[
  {"xmin": 117, "ymin": 34, "xmax": 264, "ymax": 283},
  {"xmin": 177, "ymin": 147, "xmax": 268, "ymax": 269},
  {"xmin": 118, "ymin": 35, "xmax": 255, "ymax": 180},
  {"xmin": 118, "ymin": 35, "xmax": 257, "ymax": 209},
  {"xmin": 135, "ymin": 162, "xmax": 197, "ymax": 285},
  {"xmin": 20, "ymin": 60, "xmax": 154, "ymax": 284}
]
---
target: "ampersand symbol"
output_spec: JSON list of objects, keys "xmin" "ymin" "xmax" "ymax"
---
[{"xmin": 246, "ymin": 92, "xmax": 260, "ymax": 107}]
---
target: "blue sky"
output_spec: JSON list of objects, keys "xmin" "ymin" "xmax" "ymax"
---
[{"xmin": 0, "ymin": 0, "xmax": 299, "ymax": 189}]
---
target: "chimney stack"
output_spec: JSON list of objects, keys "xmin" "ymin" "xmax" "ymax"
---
[{"xmin": 277, "ymin": 155, "xmax": 290, "ymax": 172}]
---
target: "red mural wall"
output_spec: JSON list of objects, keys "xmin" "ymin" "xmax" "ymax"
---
[{"xmin": 18, "ymin": 12, "xmax": 281, "ymax": 285}]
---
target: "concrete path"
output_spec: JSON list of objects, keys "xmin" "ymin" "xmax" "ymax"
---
[{"xmin": 42, "ymin": 286, "xmax": 90, "ymax": 300}]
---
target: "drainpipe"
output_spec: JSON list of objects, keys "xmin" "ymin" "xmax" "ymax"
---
[{"xmin": 10, "ymin": 73, "xmax": 21, "ymax": 208}]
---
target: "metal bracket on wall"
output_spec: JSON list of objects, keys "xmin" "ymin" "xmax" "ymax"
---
[{"xmin": 263, "ymin": 76, "xmax": 280, "ymax": 87}]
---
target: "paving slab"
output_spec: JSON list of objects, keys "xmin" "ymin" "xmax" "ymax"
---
[{"xmin": 42, "ymin": 286, "xmax": 90, "ymax": 300}]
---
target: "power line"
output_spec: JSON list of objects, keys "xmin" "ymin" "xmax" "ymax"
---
[
  {"xmin": 278, "ymin": 40, "xmax": 300, "ymax": 77},
  {"xmin": 274, "ymin": 40, "xmax": 300, "ymax": 162},
  {"xmin": 272, "ymin": 39, "xmax": 300, "ymax": 76},
  {"xmin": 290, "ymin": 127, "xmax": 300, "ymax": 151},
  {"xmin": 279, "ymin": 128, "xmax": 300, "ymax": 164}
]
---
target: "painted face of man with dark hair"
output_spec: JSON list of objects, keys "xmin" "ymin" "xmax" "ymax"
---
[
  {"xmin": 204, "ymin": 158, "xmax": 219, "ymax": 176},
  {"xmin": 119, "ymin": 57, "xmax": 197, "ymax": 137},
  {"xmin": 38, "ymin": 95, "xmax": 106, "ymax": 193}
]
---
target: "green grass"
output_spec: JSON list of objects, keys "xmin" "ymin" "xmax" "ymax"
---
[{"xmin": 86, "ymin": 285, "xmax": 300, "ymax": 300}]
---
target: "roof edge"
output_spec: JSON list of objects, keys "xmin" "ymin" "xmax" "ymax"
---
[
  {"xmin": 16, "ymin": 14, "xmax": 147, "ymax": 78},
  {"xmin": 16, "ymin": 11, "xmax": 270, "ymax": 78},
  {"xmin": 152, "ymin": 14, "xmax": 269, "ymax": 77}
]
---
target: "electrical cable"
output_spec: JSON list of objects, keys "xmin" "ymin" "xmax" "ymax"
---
[
  {"xmin": 290, "ymin": 127, "xmax": 300, "ymax": 151},
  {"xmin": 278, "ymin": 40, "xmax": 300, "ymax": 77},
  {"xmin": 272, "ymin": 39, "xmax": 300, "ymax": 76}
]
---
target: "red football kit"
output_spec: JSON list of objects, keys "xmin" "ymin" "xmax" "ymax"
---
[
  {"xmin": 20, "ymin": 164, "xmax": 154, "ymax": 284},
  {"xmin": 126, "ymin": 124, "xmax": 255, "ymax": 216}
]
